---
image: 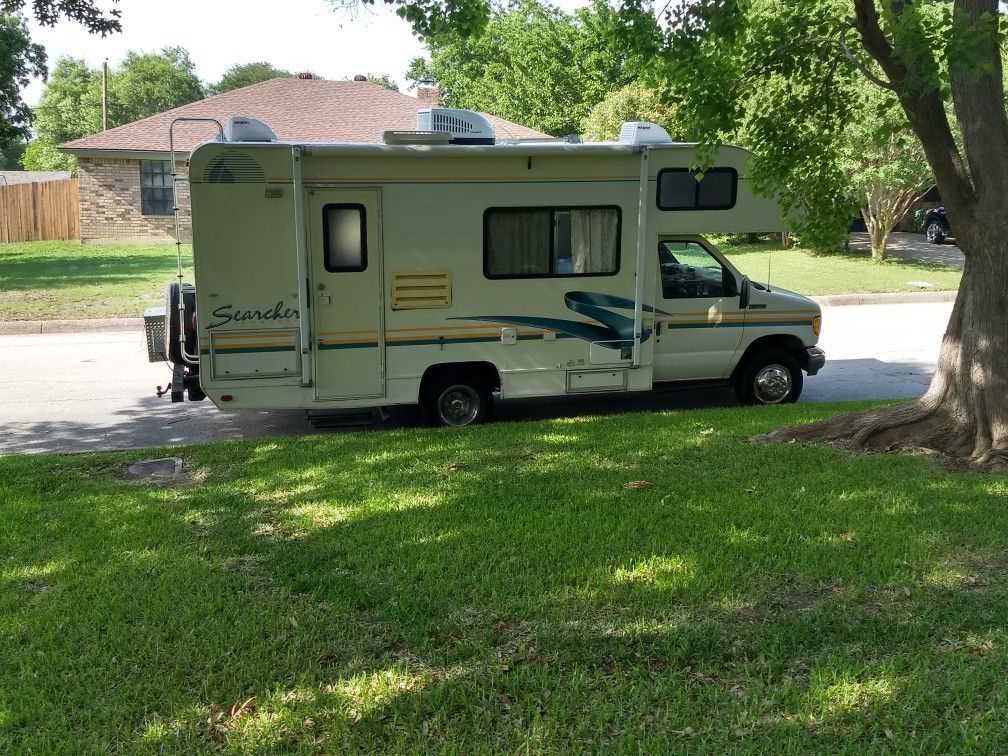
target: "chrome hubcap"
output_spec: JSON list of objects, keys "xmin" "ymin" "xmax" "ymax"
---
[
  {"xmin": 437, "ymin": 385, "xmax": 480, "ymax": 425},
  {"xmin": 754, "ymin": 365, "xmax": 792, "ymax": 404}
]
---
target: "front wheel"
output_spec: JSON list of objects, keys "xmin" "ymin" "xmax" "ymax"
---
[
  {"xmin": 424, "ymin": 376, "xmax": 492, "ymax": 427},
  {"xmin": 735, "ymin": 351, "xmax": 803, "ymax": 406}
]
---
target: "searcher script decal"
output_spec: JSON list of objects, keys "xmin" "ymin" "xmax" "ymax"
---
[{"xmin": 207, "ymin": 301, "xmax": 299, "ymax": 329}]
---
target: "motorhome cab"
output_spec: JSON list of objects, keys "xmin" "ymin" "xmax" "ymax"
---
[{"xmin": 146, "ymin": 110, "xmax": 825, "ymax": 425}]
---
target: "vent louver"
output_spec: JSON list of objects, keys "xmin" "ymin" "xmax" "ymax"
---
[
  {"xmin": 392, "ymin": 270, "xmax": 452, "ymax": 310},
  {"xmin": 202, "ymin": 152, "xmax": 266, "ymax": 184}
]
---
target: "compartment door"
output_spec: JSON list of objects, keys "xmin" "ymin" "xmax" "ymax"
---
[{"xmin": 308, "ymin": 187, "xmax": 385, "ymax": 399}]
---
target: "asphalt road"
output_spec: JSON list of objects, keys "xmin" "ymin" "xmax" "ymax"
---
[{"xmin": 0, "ymin": 301, "xmax": 952, "ymax": 456}]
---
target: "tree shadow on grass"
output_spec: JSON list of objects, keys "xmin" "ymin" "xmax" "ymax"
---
[
  {"xmin": 0, "ymin": 252, "xmax": 190, "ymax": 291},
  {"xmin": 2, "ymin": 415, "xmax": 1007, "ymax": 751}
]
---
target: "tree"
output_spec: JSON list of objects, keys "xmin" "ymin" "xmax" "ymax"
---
[
  {"xmin": 109, "ymin": 47, "xmax": 204, "ymax": 125},
  {"xmin": 20, "ymin": 135, "xmax": 73, "ymax": 171},
  {"xmin": 581, "ymin": 84, "xmax": 683, "ymax": 141},
  {"xmin": 211, "ymin": 62, "xmax": 293, "ymax": 95},
  {"xmin": 841, "ymin": 83, "xmax": 934, "ymax": 261},
  {"xmin": 0, "ymin": 12, "xmax": 45, "ymax": 152},
  {"xmin": 1, "ymin": 0, "xmax": 120, "ymax": 35},
  {"xmin": 658, "ymin": 0, "xmax": 1008, "ymax": 467},
  {"xmin": 24, "ymin": 47, "xmax": 205, "ymax": 172},
  {"xmin": 365, "ymin": 73, "xmax": 399, "ymax": 91},
  {"xmin": 405, "ymin": 0, "xmax": 659, "ymax": 136}
]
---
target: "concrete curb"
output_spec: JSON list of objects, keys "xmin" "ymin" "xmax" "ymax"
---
[
  {"xmin": 0, "ymin": 291, "xmax": 957, "ymax": 335},
  {"xmin": 811, "ymin": 290, "xmax": 958, "ymax": 307},
  {"xmin": 0, "ymin": 318, "xmax": 143, "ymax": 335}
]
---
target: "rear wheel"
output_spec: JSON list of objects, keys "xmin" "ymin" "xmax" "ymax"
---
[
  {"xmin": 735, "ymin": 351, "xmax": 803, "ymax": 405},
  {"xmin": 424, "ymin": 375, "xmax": 492, "ymax": 427}
]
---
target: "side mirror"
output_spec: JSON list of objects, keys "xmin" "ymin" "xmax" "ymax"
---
[{"xmin": 738, "ymin": 276, "xmax": 750, "ymax": 309}]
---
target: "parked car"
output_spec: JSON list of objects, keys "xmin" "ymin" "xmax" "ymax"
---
[{"xmin": 914, "ymin": 206, "xmax": 952, "ymax": 244}]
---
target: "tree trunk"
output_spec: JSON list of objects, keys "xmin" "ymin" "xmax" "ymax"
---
[
  {"xmin": 861, "ymin": 205, "xmax": 889, "ymax": 261},
  {"xmin": 760, "ymin": 230, "xmax": 1008, "ymax": 467}
]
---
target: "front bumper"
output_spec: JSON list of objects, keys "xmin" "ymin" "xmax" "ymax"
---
[{"xmin": 805, "ymin": 346, "xmax": 826, "ymax": 376}]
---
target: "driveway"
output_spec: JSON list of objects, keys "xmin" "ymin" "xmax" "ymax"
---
[
  {"xmin": 848, "ymin": 231, "xmax": 964, "ymax": 268},
  {"xmin": 0, "ymin": 301, "xmax": 952, "ymax": 456}
]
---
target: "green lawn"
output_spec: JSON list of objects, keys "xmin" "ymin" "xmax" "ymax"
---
[
  {"xmin": 719, "ymin": 239, "xmax": 962, "ymax": 296},
  {"xmin": 2, "ymin": 403, "xmax": 1007, "ymax": 752},
  {"xmin": 0, "ymin": 241, "xmax": 190, "ymax": 320}
]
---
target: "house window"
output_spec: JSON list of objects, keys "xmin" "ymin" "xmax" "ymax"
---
[
  {"xmin": 484, "ymin": 206, "xmax": 621, "ymax": 278},
  {"xmin": 140, "ymin": 160, "xmax": 173, "ymax": 216},
  {"xmin": 657, "ymin": 167, "xmax": 737, "ymax": 211},
  {"xmin": 323, "ymin": 204, "xmax": 367, "ymax": 272}
]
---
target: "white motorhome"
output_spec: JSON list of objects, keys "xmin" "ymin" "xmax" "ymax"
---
[{"xmin": 146, "ymin": 111, "xmax": 824, "ymax": 425}]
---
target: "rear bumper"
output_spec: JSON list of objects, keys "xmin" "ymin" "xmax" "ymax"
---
[{"xmin": 804, "ymin": 346, "xmax": 826, "ymax": 376}]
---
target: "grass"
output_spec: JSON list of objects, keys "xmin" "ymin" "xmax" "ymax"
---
[
  {"xmin": 0, "ymin": 241, "xmax": 191, "ymax": 320},
  {"xmin": 718, "ymin": 239, "xmax": 962, "ymax": 296},
  {"xmin": 2, "ymin": 402, "xmax": 1007, "ymax": 752}
]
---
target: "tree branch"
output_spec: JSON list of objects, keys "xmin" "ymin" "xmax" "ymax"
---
[{"xmin": 852, "ymin": 0, "xmax": 977, "ymax": 231}]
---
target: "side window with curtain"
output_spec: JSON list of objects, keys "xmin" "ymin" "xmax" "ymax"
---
[{"xmin": 484, "ymin": 206, "xmax": 620, "ymax": 278}]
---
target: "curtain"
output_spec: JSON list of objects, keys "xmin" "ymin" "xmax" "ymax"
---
[
  {"xmin": 487, "ymin": 210, "xmax": 550, "ymax": 275},
  {"xmin": 570, "ymin": 209, "xmax": 618, "ymax": 274}
]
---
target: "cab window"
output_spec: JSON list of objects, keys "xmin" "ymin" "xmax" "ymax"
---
[{"xmin": 659, "ymin": 240, "xmax": 734, "ymax": 299}]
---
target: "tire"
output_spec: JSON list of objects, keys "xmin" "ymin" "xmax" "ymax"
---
[
  {"xmin": 735, "ymin": 350, "xmax": 803, "ymax": 406},
  {"xmin": 925, "ymin": 219, "xmax": 946, "ymax": 244},
  {"xmin": 165, "ymin": 282, "xmax": 198, "ymax": 364},
  {"xmin": 423, "ymin": 374, "xmax": 492, "ymax": 427}
]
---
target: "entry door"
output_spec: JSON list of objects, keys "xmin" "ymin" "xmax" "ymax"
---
[
  {"xmin": 653, "ymin": 238, "xmax": 744, "ymax": 381},
  {"xmin": 308, "ymin": 187, "xmax": 384, "ymax": 399}
]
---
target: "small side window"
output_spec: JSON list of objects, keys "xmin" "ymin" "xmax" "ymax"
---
[
  {"xmin": 657, "ymin": 167, "xmax": 737, "ymax": 211},
  {"xmin": 323, "ymin": 204, "xmax": 366, "ymax": 272}
]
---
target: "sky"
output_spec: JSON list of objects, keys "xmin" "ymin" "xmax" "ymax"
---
[{"xmin": 18, "ymin": 0, "xmax": 585, "ymax": 107}]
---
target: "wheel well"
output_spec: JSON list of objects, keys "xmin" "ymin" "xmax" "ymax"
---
[
  {"xmin": 419, "ymin": 361, "xmax": 501, "ymax": 400},
  {"xmin": 732, "ymin": 335, "xmax": 807, "ymax": 379}
]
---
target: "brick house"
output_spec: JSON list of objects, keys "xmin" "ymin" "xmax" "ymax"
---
[{"xmin": 60, "ymin": 77, "xmax": 547, "ymax": 243}]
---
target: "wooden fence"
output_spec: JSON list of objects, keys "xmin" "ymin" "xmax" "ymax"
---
[{"xmin": 0, "ymin": 178, "xmax": 79, "ymax": 243}]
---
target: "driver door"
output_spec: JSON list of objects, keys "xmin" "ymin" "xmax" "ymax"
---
[{"xmin": 653, "ymin": 238, "xmax": 744, "ymax": 381}]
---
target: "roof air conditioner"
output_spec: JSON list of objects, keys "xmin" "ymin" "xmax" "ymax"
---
[
  {"xmin": 225, "ymin": 116, "xmax": 277, "ymax": 143},
  {"xmin": 417, "ymin": 108, "xmax": 495, "ymax": 145},
  {"xmin": 618, "ymin": 122, "xmax": 673, "ymax": 145}
]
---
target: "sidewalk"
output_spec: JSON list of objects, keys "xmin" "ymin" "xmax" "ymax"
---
[{"xmin": 0, "ymin": 290, "xmax": 959, "ymax": 335}]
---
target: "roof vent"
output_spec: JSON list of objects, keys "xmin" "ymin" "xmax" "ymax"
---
[
  {"xmin": 417, "ymin": 108, "xmax": 495, "ymax": 145},
  {"xmin": 354, "ymin": 74, "xmax": 367, "ymax": 82},
  {"xmin": 225, "ymin": 116, "xmax": 277, "ymax": 143},
  {"xmin": 298, "ymin": 72, "xmax": 315, "ymax": 80},
  {"xmin": 618, "ymin": 121, "xmax": 672, "ymax": 145}
]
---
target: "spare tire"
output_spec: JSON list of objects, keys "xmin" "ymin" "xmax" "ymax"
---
[{"xmin": 165, "ymin": 282, "xmax": 198, "ymax": 364}]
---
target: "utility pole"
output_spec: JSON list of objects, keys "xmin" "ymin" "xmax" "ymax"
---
[{"xmin": 101, "ymin": 59, "xmax": 109, "ymax": 131}]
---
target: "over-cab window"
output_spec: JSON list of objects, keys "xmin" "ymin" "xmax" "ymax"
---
[
  {"xmin": 323, "ymin": 204, "xmax": 367, "ymax": 272},
  {"xmin": 484, "ymin": 206, "xmax": 620, "ymax": 278},
  {"xmin": 657, "ymin": 168, "xmax": 737, "ymax": 211}
]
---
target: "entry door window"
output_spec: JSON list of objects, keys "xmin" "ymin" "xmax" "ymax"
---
[
  {"xmin": 323, "ymin": 204, "xmax": 367, "ymax": 272},
  {"xmin": 659, "ymin": 240, "xmax": 732, "ymax": 299}
]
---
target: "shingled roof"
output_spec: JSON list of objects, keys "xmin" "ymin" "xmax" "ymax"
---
[{"xmin": 60, "ymin": 77, "xmax": 548, "ymax": 154}]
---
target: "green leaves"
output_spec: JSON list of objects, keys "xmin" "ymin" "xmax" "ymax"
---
[
  {"xmin": 405, "ymin": 0, "xmax": 661, "ymax": 136},
  {"xmin": 0, "ymin": 12, "xmax": 46, "ymax": 146}
]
